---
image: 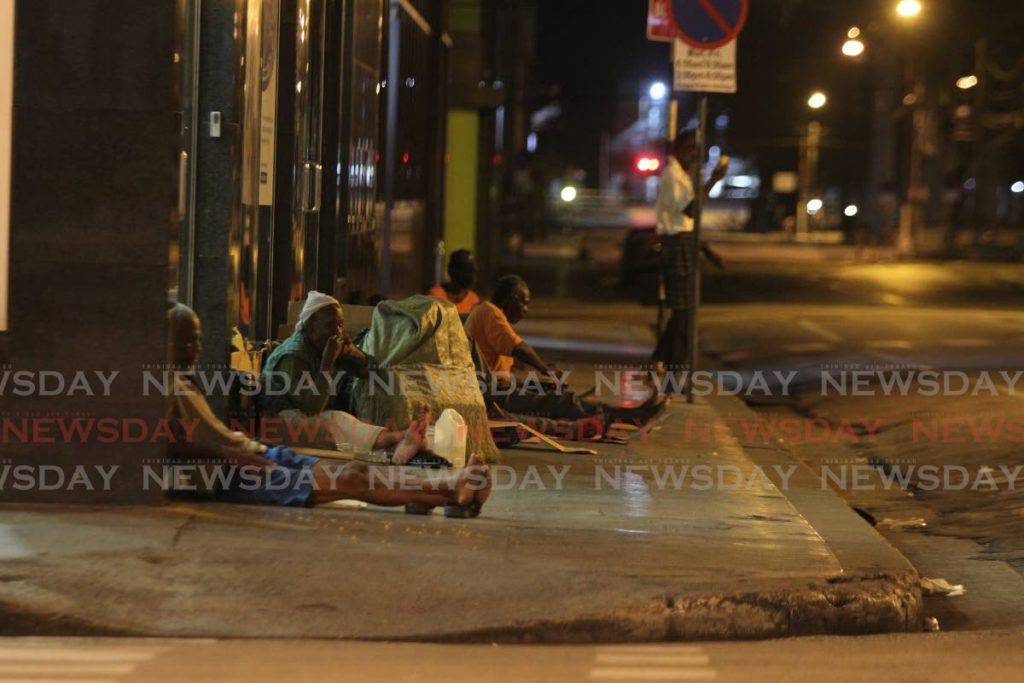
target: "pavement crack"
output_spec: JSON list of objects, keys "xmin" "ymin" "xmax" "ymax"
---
[{"xmin": 171, "ymin": 515, "xmax": 197, "ymax": 548}]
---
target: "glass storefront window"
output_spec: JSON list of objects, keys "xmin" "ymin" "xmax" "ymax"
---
[{"xmin": 172, "ymin": 0, "xmax": 200, "ymax": 306}]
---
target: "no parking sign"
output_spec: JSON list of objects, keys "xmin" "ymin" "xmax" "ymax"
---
[
  {"xmin": 672, "ymin": 0, "xmax": 747, "ymax": 49},
  {"xmin": 670, "ymin": 0, "xmax": 747, "ymax": 93}
]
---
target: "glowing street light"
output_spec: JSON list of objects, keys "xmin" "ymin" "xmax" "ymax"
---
[
  {"xmin": 844, "ymin": 204, "xmax": 859, "ymax": 217},
  {"xmin": 649, "ymin": 82, "xmax": 668, "ymax": 101},
  {"xmin": 808, "ymin": 91, "xmax": 827, "ymax": 110},
  {"xmin": 560, "ymin": 186, "xmax": 578, "ymax": 203},
  {"xmin": 806, "ymin": 198, "xmax": 824, "ymax": 215},
  {"xmin": 896, "ymin": 0, "xmax": 922, "ymax": 19},
  {"xmin": 842, "ymin": 38, "xmax": 865, "ymax": 57},
  {"xmin": 956, "ymin": 74, "xmax": 979, "ymax": 90},
  {"xmin": 1012, "ymin": 181, "xmax": 1024, "ymax": 194}
]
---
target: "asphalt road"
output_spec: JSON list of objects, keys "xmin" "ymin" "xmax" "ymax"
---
[
  {"xmin": 703, "ymin": 259, "xmax": 1024, "ymax": 310},
  {"xmin": 513, "ymin": 242, "xmax": 1024, "ymax": 311},
  {"xmin": 7, "ymin": 633, "xmax": 1024, "ymax": 682},
  {"xmin": 523, "ymin": 254, "xmax": 1024, "ymax": 637},
  {"xmin": 690, "ymin": 258, "xmax": 1024, "ymax": 638}
]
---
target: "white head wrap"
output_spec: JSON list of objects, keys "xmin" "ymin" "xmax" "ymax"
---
[{"xmin": 296, "ymin": 291, "xmax": 341, "ymax": 332}]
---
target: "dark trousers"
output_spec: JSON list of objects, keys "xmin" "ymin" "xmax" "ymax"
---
[
  {"xmin": 653, "ymin": 233, "xmax": 694, "ymax": 369},
  {"xmin": 486, "ymin": 385, "xmax": 606, "ymax": 441},
  {"xmin": 652, "ymin": 308, "xmax": 690, "ymax": 369},
  {"xmin": 490, "ymin": 386, "xmax": 600, "ymax": 421}
]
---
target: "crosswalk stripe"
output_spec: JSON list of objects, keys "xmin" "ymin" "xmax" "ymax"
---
[
  {"xmin": 596, "ymin": 654, "xmax": 710, "ymax": 666},
  {"xmin": 589, "ymin": 668, "xmax": 716, "ymax": 680},
  {"xmin": 0, "ymin": 679, "xmax": 118, "ymax": 683},
  {"xmin": 591, "ymin": 645, "xmax": 716, "ymax": 681},
  {"xmin": 0, "ymin": 663, "xmax": 136, "ymax": 674},
  {"xmin": 595, "ymin": 646, "xmax": 706, "ymax": 655},
  {"xmin": 0, "ymin": 647, "xmax": 158, "ymax": 661}
]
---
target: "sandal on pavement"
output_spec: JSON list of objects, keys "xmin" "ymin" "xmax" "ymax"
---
[
  {"xmin": 404, "ymin": 502, "xmax": 436, "ymax": 515},
  {"xmin": 443, "ymin": 501, "xmax": 482, "ymax": 519}
]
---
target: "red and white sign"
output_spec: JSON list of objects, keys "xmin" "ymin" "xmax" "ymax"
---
[
  {"xmin": 674, "ymin": 0, "xmax": 748, "ymax": 50},
  {"xmin": 650, "ymin": 0, "xmax": 749, "ymax": 50},
  {"xmin": 647, "ymin": 0, "xmax": 675, "ymax": 42}
]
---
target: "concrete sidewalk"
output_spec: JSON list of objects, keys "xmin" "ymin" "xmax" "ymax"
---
[{"xmin": 0, "ymin": 300, "xmax": 921, "ymax": 642}]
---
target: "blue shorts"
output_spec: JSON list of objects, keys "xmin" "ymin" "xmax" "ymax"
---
[{"xmin": 216, "ymin": 446, "xmax": 321, "ymax": 507}]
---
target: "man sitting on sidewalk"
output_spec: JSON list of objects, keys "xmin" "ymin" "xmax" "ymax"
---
[
  {"xmin": 168, "ymin": 304, "xmax": 491, "ymax": 515},
  {"xmin": 464, "ymin": 275, "xmax": 664, "ymax": 432},
  {"xmin": 427, "ymin": 249, "xmax": 481, "ymax": 315},
  {"xmin": 260, "ymin": 291, "xmax": 429, "ymax": 463}
]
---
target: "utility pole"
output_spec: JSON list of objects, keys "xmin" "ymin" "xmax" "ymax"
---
[
  {"xmin": 898, "ymin": 51, "xmax": 925, "ymax": 257},
  {"xmin": 796, "ymin": 121, "xmax": 821, "ymax": 236},
  {"xmin": 970, "ymin": 38, "xmax": 993, "ymax": 238},
  {"xmin": 685, "ymin": 95, "xmax": 708, "ymax": 405}
]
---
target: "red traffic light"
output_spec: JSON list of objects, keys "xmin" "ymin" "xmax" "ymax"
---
[{"xmin": 635, "ymin": 156, "xmax": 661, "ymax": 174}]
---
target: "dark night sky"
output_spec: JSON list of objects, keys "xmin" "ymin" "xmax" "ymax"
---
[{"xmin": 532, "ymin": 0, "xmax": 1024, "ymax": 191}]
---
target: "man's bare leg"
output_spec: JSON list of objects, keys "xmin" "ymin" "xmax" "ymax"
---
[
  {"xmin": 308, "ymin": 453, "xmax": 489, "ymax": 509},
  {"xmin": 386, "ymin": 405, "xmax": 431, "ymax": 466}
]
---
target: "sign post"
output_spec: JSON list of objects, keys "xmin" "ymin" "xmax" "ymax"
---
[{"xmin": 650, "ymin": 0, "xmax": 747, "ymax": 403}]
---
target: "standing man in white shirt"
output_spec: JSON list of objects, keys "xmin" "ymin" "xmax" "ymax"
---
[{"xmin": 652, "ymin": 130, "xmax": 728, "ymax": 373}]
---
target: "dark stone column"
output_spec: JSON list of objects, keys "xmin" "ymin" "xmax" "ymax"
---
[
  {"xmin": 1, "ymin": 0, "xmax": 178, "ymax": 503},
  {"xmin": 193, "ymin": 0, "xmax": 241, "ymax": 409}
]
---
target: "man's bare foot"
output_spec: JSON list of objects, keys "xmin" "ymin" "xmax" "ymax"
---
[
  {"xmin": 453, "ymin": 454, "xmax": 491, "ymax": 508},
  {"xmin": 392, "ymin": 406, "xmax": 432, "ymax": 466}
]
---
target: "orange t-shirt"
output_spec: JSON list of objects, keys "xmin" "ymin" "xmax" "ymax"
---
[
  {"xmin": 428, "ymin": 285, "xmax": 481, "ymax": 314},
  {"xmin": 464, "ymin": 301, "xmax": 522, "ymax": 382}
]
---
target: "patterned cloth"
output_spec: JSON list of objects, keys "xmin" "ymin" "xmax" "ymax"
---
[
  {"xmin": 661, "ymin": 232, "xmax": 696, "ymax": 311},
  {"xmin": 350, "ymin": 295, "xmax": 499, "ymax": 463}
]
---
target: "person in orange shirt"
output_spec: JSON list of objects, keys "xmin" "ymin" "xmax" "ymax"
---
[
  {"xmin": 464, "ymin": 274, "xmax": 547, "ymax": 388},
  {"xmin": 465, "ymin": 275, "xmax": 665, "ymax": 426},
  {"xmin": 428, "ymin": 249, "xmax": 481, "ymax": 315}
]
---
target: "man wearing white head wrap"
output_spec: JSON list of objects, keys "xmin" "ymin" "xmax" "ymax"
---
[
  {"xmin": 264, "ymin": 291, "xmax": 369, "ymax": 418},
  {"xmin": 262, "ymin": 293, "xmax": 428, "ymax": 465},
  {"xmin": 296, "ymin": 290, "xmax": 342, "ymax": 332}
]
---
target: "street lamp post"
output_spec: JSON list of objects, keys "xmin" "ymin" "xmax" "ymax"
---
[
  {"xmin": 837, "ymin": 1, "xmax": 926, "ymax": 252},
  {"xmin": 895, "ymin": 2, "xmax": 926, "ymax": 257},
  {"xmin": 797, "ymin": 94, "xmax": 826, "ymax": 237}
]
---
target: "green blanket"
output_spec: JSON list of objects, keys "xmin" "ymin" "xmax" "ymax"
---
[{"xmin": 351, "ymin": 295, "xmax": 499, "ymax": 462}]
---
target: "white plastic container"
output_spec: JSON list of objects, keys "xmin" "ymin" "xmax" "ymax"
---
[{"xmin": 431, "ymin": 409, "xmax": 467, "ymax": 468}]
